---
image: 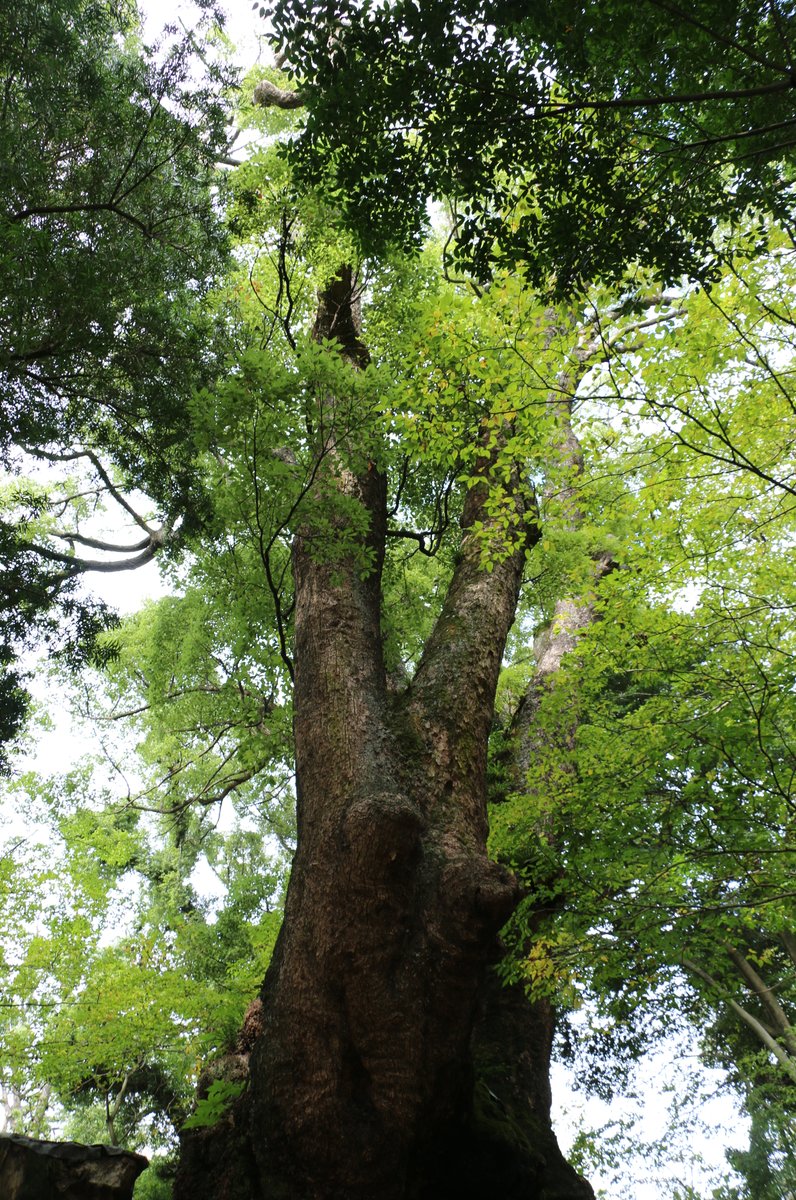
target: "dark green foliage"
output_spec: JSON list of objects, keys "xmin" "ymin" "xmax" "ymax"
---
[
  {"xmin": 0, "ymin": 0, "xmax": 232, "ymax": 754},
  {"xmin": 0, "ymin": 0, "xmax": 229, "ymax": 481},
  {"xmin": 0, "ymin": 516, "xmax": 120, "ymax": 768},
  {"xmin": 270, "ymin": 0, "xmax": 796, "ymax": 292},
  {"xmin": 0, "ymin": 759, "xmax": 287, "ymax": 1154}
]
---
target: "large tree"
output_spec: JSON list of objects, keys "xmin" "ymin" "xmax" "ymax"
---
[
  {"xmin": 167, "ymin": 220, "xmax": 599, "ymax": 1193},
  {"xmin": 11, "ymin": 232, "xmax": 796, "ymax": 1193},
  {"xmin": 5, "ymin": 3, "xmax": 796, "ymax": 1197},
  {"xmin": 170, "ymin": 4, "xmax": 796, "ymax": 1193}
]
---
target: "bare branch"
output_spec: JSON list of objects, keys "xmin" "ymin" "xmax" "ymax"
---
[
  {"xmin": 24, "ymin": 538, "xmax": 162, "ymax": 574},
  {"xmin": 385, "ymin": 528, "xmax": 437, "ymax": 556},
  {"xmin": 27, "ymin": 447, "xmax": 157, "ymax": 533},
  {"xmin": 51, "ymin": 531, "xmax": 152, "ymax": 554}
]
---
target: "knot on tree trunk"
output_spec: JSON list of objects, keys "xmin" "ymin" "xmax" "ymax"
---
[
  {"xmin": 440, "ymin": 855, "xmax": 520, "ymax": 939},
  {"xmin": 343, "ymin": 792, "xmax": 425, "ymax": 869}
]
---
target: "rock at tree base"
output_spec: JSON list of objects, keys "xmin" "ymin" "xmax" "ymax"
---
[{"xmin": 0, "ymin": 1133, "xmax": 148, "ymax": 1200}]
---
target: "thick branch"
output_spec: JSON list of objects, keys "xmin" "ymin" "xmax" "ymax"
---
[
  {"xmin": 24, "ymin": 539, "xmax": 162, "ymax": 574},
  {"xmin": 252, "ymin": 80, "xmax": 305, "ymax": 109},
  {"xmin": 683, "ymin": 956, "xmax": 796, "ymax": 1083},
  {"xmin": 8, "ymin": 198, "xmax": 189, "ymax": 249},
  {"xmin": 192, "ymin": 759, "xmax": 274, "ymax": 809},
  {"xmin": 510, "ymin": 315, "xmax": 617, "ymax": 783},
  {"xmin": 105, "ymin": 1071, "xmax": 131, "ymax": 1146},
  {"xmin": 385, "ymin": 527, "xmax": 436, "ymax": 555},
  {"xmin": 410, "ymin": 445, "xmax": 535, "ymax": 746},
  {"xmin": 726, "ymin": 943, "xmax": 796, "ymax": 1055},
  {"xmin": 528, "ymin": 77, "xmax": 795, "ymax": 117},
  {"xmin": 51, "ymin": 530, "xmax": 152, "ymax": 554}
]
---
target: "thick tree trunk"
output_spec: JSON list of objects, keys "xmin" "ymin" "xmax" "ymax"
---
[
  {"xmin": 175, "ymin": 274, "xmax": 590, "ymax": 1200},
  {"xmin": 468, "ymin": 977, "xmax": 594, "ymax": 1200}
]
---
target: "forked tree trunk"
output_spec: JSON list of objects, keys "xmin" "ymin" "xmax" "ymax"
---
[{"xmin": 175, "ymin": 273, "xmax": 593, "ymax": 1200}]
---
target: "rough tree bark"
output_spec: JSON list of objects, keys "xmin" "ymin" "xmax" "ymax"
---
[
  {"xmin": 469, "ymin": 563, "xmax": 608, "ymax": 1200},
  {"xmin": 174, "ymin": 274, "xmax": 597, "ymax": 1198}
]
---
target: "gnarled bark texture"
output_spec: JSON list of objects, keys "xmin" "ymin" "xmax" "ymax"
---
[{"xmin": 175, "ymin": 272, "xmax": 592, "ymax": 1200}]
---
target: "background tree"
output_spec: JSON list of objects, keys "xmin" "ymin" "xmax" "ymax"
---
[
  {"xmin": 0, "ymin": 744, "xmax": 287, "ymax": 1154},
  {"xmin": 490, "ymin": 242, "xmax": 796, "ymax": 1194},
  {"xmin": 0, "ymin": 0, "xmax": 231, "ymax": 756}
]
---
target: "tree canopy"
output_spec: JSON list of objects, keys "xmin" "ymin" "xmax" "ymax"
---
[{"xmin": 269, "ymin": 0, "xmax": 796, "ymax": 290}]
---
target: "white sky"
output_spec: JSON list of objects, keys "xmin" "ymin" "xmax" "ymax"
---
[{"xmin": 139, "ymin": 0, "xmax": 265, "ymax": 65}]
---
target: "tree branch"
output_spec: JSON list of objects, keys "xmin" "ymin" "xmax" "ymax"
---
[
  {"xmin": 385, "ymin": 527, "xmax": 437, "ymax": 556},
  {"xmin": 409, "ymin": 436, "xmax": 537, "ymax": 742},
  {"xmin": 726, "ymin": 943, "xmax": 796, "ymax": 1055},
  {"xmin": 644, "ymin": 0, "xmax": 791, "ymax": 73},
  {"xmin": 27, "ymin": 447, "xmax": 158, "ymax": 533},
  {"xmin": 781, "ymin": 930, "xmax": 796, "ymax": 971},
  {"xmin": 252, "ymin": 79, "xmax": 305, "ymax": 109},
  {"xmin": 530, "ymin": 78, "xmax": 796, "ymax": 117},
  {"xmin": 24, "ymin": 538, "xmax": 162, "ymax": 574},
  {"xmin": 51, "ymin": 531, "xmax": 152, "ymax": 554},
  {"xmin": 683, "ymin": 956, "xmax": 796, "ymax": 1082}
]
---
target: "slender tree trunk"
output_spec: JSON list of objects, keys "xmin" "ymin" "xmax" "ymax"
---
[
  {"xmin": 175, "ymin": 275, "xmax": 592, "ymax": 1199},
  {"xmin": 465, "ymin": 577, "xmax": 606, "ymax": 1200}
]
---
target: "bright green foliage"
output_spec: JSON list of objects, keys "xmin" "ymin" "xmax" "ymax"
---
[
  {"xmin": 0, "ymin": 757, "xmax": 285, "ymax": 1150},
  {"xmin": 486, "ymin": 244, "xmax": 796, "ymax": 1182},
  {"xmin": 720, "ymin": 1105, "xmax": 796, "ymax": 1199},
  {"xmin": 96, "ymin": 589, "xmax": 294, "ymax": 834},
  {"xmin": 182, "ymin": 1079, "xmax": 246, "ymax": 1130},
  {"xmin": 132, "ymin": 1157, "xmax": 177, "ymax": 1200},
  {"xmin": 496, "ymin": 255, "xmax": 796, "ymax": 934}
]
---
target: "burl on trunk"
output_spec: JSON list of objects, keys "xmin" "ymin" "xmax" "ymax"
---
[{"xmin": 175, "ymin": 271, "xmax": 593, "ymax": 1200}]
